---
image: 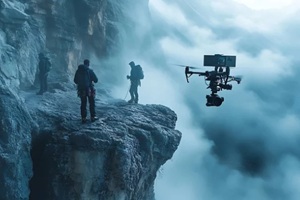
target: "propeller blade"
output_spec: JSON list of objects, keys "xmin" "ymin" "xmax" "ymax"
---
[
  {"xmin": 233, "ymin": 75, "xmax": 243, "ymax": 83},
  {"xmin": 172, "ymin": 64, "xmax": 202, "ymax": 69}
]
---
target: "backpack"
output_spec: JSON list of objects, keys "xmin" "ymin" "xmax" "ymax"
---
[
  {"xmin": 136, "ymin": 65, "xmax": 144, "ymax": 79},
  {"xmin": 75, "ymin": 65, "xmax": 90, "ymax": 89},
  {"xmin": 39, "ymin": 57, "xmax": 51, "ymax": 74},
  {"xmin": 45, "ymin": 58, "xmax": 51, "ymax": 72}
]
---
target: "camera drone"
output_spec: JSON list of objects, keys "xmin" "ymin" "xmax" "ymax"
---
[{"xmin": 179, "ymin": 54, "xmax": 242, "ymax": 107}]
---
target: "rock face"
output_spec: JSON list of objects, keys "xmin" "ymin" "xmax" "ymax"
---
[
  {"xmin": 27, "ymin": 91, "xmax": 181, "ymax": 200},
  {"xmin": 0, "ymin": 0, "xmax": 141, "ymax": 89},
  {"xmin": 0, "ymin": 0, "xmax": 182, "ymax": 200},
  {"xmin": 0, "ymin": 86, "xmax": 33, "ymax": 200}
]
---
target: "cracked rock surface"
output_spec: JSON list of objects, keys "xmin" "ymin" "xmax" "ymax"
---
[{"xmin": 25, "ymin": 89, "xmax": 181, "ymax": 200}]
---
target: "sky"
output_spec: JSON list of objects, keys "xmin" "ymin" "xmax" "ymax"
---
[{"xmin": 110, "ymin": 0, "xmax": 300, "ymax": 199}]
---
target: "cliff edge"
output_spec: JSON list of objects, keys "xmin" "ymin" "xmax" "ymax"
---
[
  {"xmin": 0, "ymin": 0, "xmax": 182, "ymax": 199},
  {"xmin": 28, "ymin": 89, "xmax": 181, "ymax": 200}
]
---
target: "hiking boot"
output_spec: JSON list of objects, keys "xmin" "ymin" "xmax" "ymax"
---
[
  {"xmin": 128, "ymin": 99, "xmax": 134, "ymax": 103},
  {"xmin": 134, "ymin": 99, "xmax": 138, "ymax": 104},
  {"xmin": 91, "ymin": 116, "xmax": 98, "ymax": 122},
  {"xmin": 82, "ymin": 118, "xmax": 87, "ymax": 124}
]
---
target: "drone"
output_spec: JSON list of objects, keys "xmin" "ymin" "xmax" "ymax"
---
[{"xmin": 179, "ymin": 54, "xmax": 242, "ymax": 107}]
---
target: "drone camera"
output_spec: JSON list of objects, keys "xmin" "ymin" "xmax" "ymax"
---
[
  {"xmin": 203, "ymin": 54, "xmax": 236, "ymax": 67},
  {"xmin": 206, "ymin": 94, "xmax": 224, "ymax": 107},
  {"xmin": 179, "ymin": 53, "xmax": 241, "ymax": 107}
]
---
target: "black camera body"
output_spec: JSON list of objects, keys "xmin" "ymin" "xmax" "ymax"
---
[
  {"xmin": 219, "ymin": 83, "xmax": 232, "ymax": 90},
  {"xmin": 204, "ymin": 54, "xmax": 236, "ymax": 67},
  {"xmin": 206, "ymin": 94, "xmax": 224, "ymax": 107}
]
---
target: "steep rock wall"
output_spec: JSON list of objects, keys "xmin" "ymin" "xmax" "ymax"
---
[
  {"xmin": 0, "ymin": 0, "xmax": 131, "ymax": 89},
  {"xmin": 0, "ymin": 86, "xmax": 33, "ymax": 200},
  {"xmin": 0, "ymin": 0, "xmax": 182, "ymax": 200}
]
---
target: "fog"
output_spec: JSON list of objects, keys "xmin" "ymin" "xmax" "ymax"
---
[{"xmin": 108, "ymin": 0, "xmax": 300, "ymax": 199}]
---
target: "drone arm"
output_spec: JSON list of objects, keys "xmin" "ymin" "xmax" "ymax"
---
[
  {"xmin": 185, "ymin": 71, "xmax": 207, "ymax": 83},
  {"xmin": 185, "ymin": 72, "xmax": 193, "ymax": 83},
  {"xmin": 191, "ymin": 72, "xmax": 207, "ymax": 76},
  {"xmin": 185, "ymin": 66, "xmax": 206, "ymax": 82},
  {"xmin": 227, "ymin": 76, "xmax": 241, "ymax": 84},
  {"xmin": 223, "ymin": 67, "xmax": 230, "ymax": 84}
]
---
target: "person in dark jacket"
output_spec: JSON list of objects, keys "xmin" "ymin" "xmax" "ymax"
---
[
  {"xmin": 127, "ymin": 61, "xmax": 143, "ymax": 103},
  {"xmin": 36, "ymin": 53, "xmax": 51, "ymax": 95},
  {"xmin": 74, "ymin": 59, "xmax": 98, "ymax": 123}
]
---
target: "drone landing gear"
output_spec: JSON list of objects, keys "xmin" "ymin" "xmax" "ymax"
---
[{"xmin": 206, "ymin": 94, "xmax": 224, "ymax": 107}]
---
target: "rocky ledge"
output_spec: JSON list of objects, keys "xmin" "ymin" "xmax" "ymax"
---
[{"xmin": 21, "ymin": 88, "xmax": 182, "ymax": 200}]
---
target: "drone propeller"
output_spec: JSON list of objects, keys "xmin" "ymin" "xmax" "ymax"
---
[
  {"xmin": 233, "ymin": 75, "xmax": 243, "ymax": 84},
  {"xmin": 172, "ymin": 64, "xmax": 202, "ymax": 69}
]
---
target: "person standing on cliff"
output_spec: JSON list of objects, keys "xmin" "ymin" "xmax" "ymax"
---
[
  {"xmin": 126, "ymin": 61, "xmax": 144, "ymax": 103},
  {"xmin": 36, "ymin": 53, "xmax": 51, "ymax": 95},
  {"xmin": 74, "ymin": 59, "xmax": 98, "ymax": 123}
]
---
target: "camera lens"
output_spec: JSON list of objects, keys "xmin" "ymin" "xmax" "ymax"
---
[
  {"xmin": 220, "ymin": 84, "xmax": 232, "ymax": 90},
  {"xmin": 214, "ymin": 96, "xmax": 224, "ymax": 106},
  {"xmin": 206, "ymin": 94, "xmax": 224, "ymax": 106}
]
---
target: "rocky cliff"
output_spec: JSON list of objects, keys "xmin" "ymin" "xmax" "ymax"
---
[{"xmin": 0, "ymin": 0, "xmax": 181, "ymax": 200}]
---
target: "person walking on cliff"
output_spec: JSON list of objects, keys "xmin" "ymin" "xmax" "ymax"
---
[
  {"xmin": 74, "ymin": 59, "xmax": 98, "ymax": 123},
  {"xmin": 127, "ymin": 61, "xmax": 144, "ymax": 104},
  {"xmin": 36, "ymin": 53, "xmax": 51, "ymax": 95}
]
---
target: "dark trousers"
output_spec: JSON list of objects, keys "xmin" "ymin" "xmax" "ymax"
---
[
  {"xmin": 80, "ymin": 95, "xmax": 95, "ymax": 119},
  {"xmin": 39, "ymin": 74, "xmax": 48, "ymax": 93},
  {"xmin": 129, "ymin": 81, "xmax": 139, "ymax": 102}
]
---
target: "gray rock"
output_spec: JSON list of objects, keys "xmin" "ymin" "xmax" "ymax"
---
[
  {"xmin": 0, "ymin": 0, "xmax": 29, "ymax": 23},
  {"xmin": 0, "ymin": 86, "xmax": 33, "ymax": 200},
  {"xmin": 27, "ymin": 90, "xmax": 181, "ymax": 200},
  {"xmin": 0, "ymin": 0, "xmax": 182, "ymax": 199}
]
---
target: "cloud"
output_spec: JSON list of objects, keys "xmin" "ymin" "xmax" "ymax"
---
[
  {"xmin": 233, "ymin": 0, "xmax": 295, "ymax": 10},
  {"xmin": 108, "ymin": 0, "xmax": 300, "ymax": 199},
  {"xmin": 144, "ymin": 0, "xmax": 300, "ymax": 200}
]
